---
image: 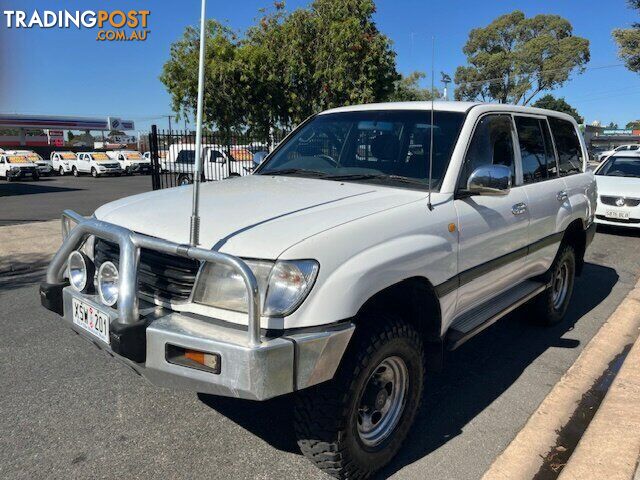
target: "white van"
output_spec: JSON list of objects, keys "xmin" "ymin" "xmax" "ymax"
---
[
  {"xmin": 51, "ymin": 151, "xmax": 78, "ymax": 176},
  {"xmin": 71, "ymin": 152, "xmax": 122, "ymax": 177},
  {"xmin": 165, "ymin": 143, "xmax": 254, "ymax": 185},
  {"xmin": 0, "ymin": 153, "xmax": 40, "ymax": 181},
  {"xmin": 6, "ymin": 150, "xmax": 53, "ymax": 176},
  {"xmin": 106, "ymin": 150, "xmax": 151, "ymax": 175}
]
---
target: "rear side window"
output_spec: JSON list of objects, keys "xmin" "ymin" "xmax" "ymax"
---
[
  {"xmin": 459, "ymin": 114, "xmax": 515, "ymax": 188},
  {"xmin": 548, "ymin": 117, "xmax": 583, "ymax": 176},
  {"xmin": 514, "ymin": 116, "xmax": 557, "ymax": 184}
]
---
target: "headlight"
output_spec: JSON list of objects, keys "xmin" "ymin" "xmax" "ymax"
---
[
  {"xmin": 97, "ymin": 261, "xmax": 119, "ymax": 306},
  {"xmin": 193, "ymin": 259, "xmax": 319, "ymax": 316},
  {"xmin": 10, "ymin": 166, "xmax": 20, "ymax": 172},
  {"xmin": 68, "ymin": 251, "xmax": 94, "ymax": 293}
]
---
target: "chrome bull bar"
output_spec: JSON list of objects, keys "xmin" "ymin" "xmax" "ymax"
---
[{"xmin": 47, "ymin": 209, "xmax": 262, "ymax": 347}]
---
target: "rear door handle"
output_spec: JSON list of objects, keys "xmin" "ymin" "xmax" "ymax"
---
[
  {"xmin": 557, "ymin": 190, "xmax": 568, "ymax": 202},
  {"xmin": 512, "ymin": 202, "xmax": 528, "ymax": 216}
]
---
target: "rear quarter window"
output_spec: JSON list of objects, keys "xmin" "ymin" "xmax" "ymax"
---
[{"xmin": 548, "ymin": 117, "xmax": 583, "ymax": 176}]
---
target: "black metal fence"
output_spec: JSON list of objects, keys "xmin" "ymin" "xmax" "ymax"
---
[{"xmin": 148, "ymin": 126, "xmax": 288, "ymax": 190}]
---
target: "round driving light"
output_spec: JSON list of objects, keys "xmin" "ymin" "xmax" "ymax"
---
[
  {"xmin": 68, "ymin": 251, "xmax": 94, "ymax": 293},
  {"xmin": 97, "ymin": 261, "xmax": 119, "ymax": 307}
]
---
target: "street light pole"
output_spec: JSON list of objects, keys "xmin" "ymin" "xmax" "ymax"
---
[{"xmin": 190, "ymin": 0, "xmax": 207, "ymax": 246}]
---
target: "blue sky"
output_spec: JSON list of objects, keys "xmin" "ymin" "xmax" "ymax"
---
[{"xmin": 1, "ymin": 0, "xmax": 639, "ymax": 132}]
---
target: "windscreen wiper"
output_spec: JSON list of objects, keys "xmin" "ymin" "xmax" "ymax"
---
[{"xmin": 327, "ymin": 173, "xmax": 428, "ymax": 186}]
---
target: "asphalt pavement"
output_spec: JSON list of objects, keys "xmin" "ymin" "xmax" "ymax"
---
[
  {"xmin": 0, "ymin": 226, "xmax": 639, "ymax": 480},
  {"xmin": 0, "ymin": 175, "xmax": 152, "ymax": 226}
]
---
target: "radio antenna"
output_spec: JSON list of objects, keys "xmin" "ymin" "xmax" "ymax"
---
[
  {"xmin": 190, "ymin": 0, "xmax": 207, "ymax": 246},
  {"xmin": 427, "ymin": 35, "xmax": 435, "ymax": 211}
]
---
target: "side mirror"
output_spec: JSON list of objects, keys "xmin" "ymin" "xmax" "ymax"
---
[
  {"xmin": 253, "ymin": 151, "xmax": 268, "ymax": 166},
  {"xmin": 467, "ymin": 164, "xmax": 512, "ymax": 196}
]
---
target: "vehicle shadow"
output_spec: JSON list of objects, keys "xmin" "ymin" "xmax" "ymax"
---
[
  {"xmin": 197, "ymin": 262, "xmax": 619, "ymax": 474},
  {"xmin": 0, "ymin": 182, "xmax": 82, "ymax": 197}
]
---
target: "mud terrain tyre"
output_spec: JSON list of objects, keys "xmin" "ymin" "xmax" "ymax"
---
[{"xmin": 294, "ymin": 314, "xmax": 424, "ymax": 479}]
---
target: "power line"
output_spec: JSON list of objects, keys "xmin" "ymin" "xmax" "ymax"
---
[{"xmin": 454, "ymin": 63, "xmax": 625, "ymax": 88}]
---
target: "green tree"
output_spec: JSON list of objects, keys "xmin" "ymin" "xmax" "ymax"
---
[
  {"xmin": 531, "ymin": 94, "xmax": 583, "ymax": 123},
  {"xmin": 160, "ymin": 20, "xmax": 248, "ymax": 139},
  {"xmin": 606, "ymin": 122, "xmax": 619, "ymax": 129},
  {"xmin": 388, "ymin": 71, "xmax": 439, "ymax": 101},
  {"xmin": 626, "ymin": 120, "xmax": 640, "ymax": 129},
  {"xmin": 613, "ymin": 0, "xmax": 640, "ymax": 73},
  {"xmin": 160, "ymin": 0, "xmax": 399, "ymax": 135},
  {"xmin": 454, "ymin": 11, "xmax": 590, "ymax": 105}
]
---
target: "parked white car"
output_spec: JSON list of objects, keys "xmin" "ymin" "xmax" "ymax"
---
[
  {"xmin": 0, "ymin": 153, "xmax": 40, "ymax": 181},
  {"xmin": 51, "ymin": 151, "xmax": 78, "ymax": 176},
  {"xmin": 71, "ymin": 152, "xmax": 122, "ymax": 177},
  {"xmin": 594, "ymin": 152, "xmax": 640, "ymax": 228},
  {"xmin": 597, "ymin": 144, "xmax": 640, "ymax": 162},
  {"xmin": 5, "ymin": 149, "xmax": 53, "ymax": 176},
  {"xmin": 106, "ymin": 150, "xmax": 151, "ymax": 175},
  {"xmin": 41, "ymin": 102, "xmax": 596, "ymax": 479},
  {"xmin": 165, "ymin": 143, "xmax": 254, "ymax": 185}
]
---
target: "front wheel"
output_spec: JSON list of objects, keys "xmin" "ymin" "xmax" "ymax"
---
[
  {"xmin": 58, "ymin": 167, "xmax": 65, "ymax": 176},
  {"xmin": 91, "ymin": 167, "xmax": 99, "ymax": 178},
  {"xmin": 294, "ymin": 314, "xmax": 424, "ymax": 479},
  {"xmin": 533, "ymin": 244, "xmax": 576, "ymax": 325},
  {"xmin": 72, "ymin": 167, "xmax": 79, "ymax": 177}
]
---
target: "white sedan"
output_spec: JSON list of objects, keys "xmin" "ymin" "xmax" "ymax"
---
[{"xmin": 594, "ymin": 153, "xmax": 640, "ymax": 228}]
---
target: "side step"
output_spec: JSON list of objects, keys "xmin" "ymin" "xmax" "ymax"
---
[{"xmin": 446, "ymin": 280, "xmax": 548, "ymax": 350}]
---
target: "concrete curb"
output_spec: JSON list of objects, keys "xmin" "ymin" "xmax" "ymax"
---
[
  {"xmin": 558, "ymin": 320, "xmax": 640, "ymax": 480},
  {"xmin": 482, "ymin": 278, "xmax": 640, "ymax": 480}
]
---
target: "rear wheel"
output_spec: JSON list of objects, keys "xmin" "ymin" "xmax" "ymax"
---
[
  {"xmin": 294, "ymin": 314, "xmax": 424, "ymax": 479},
  {"xmin": 177, "ymin": 173, "xmax": 192, "ymax": 186},
  {"xmin": 533, "ymin": 244, "xmax": 576, "ymax": 325},
  {"xmin": 72, "ymin": 167, "xmax": 79, "ymax": 177}
]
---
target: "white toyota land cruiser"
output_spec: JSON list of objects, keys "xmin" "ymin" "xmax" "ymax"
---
[{"xmin": 41, "ymin": 102, "xmax": 596, "ymax": 479}]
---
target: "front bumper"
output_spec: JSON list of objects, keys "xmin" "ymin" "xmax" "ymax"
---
[
  {"xmin": 595, "ymin": 203, "xmax": 640, "ymax": 228},
  {"xmin": 8, "ymin": 168, "xmax": 38, "ymax": 178},
  {"xmin": 131, "ymin": 163, "xmax": 151, "ymax": 174},
  {"xmin": 40, "ymin": 210, "xmax": 354, "ymax": 400}
]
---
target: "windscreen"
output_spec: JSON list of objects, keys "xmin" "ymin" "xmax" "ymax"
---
[
  {"xmin": 257, "ymin": 110, "xmax": 465, "ymax": 189},
  {"xmin": 596, "ymin": 156, "xmax": 640, "ymax": 178},
  {"xmin": 91, "ymin": 153, "xmax": 110, "ymax": 162}
]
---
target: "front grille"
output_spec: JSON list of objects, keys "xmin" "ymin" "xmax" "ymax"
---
[
  {"xmin": 94, "ymin": 239, "xmax": 200, "ymax": 302},
  {"xmin": 596, "ymin": 215, "xmax": 640, "ymax": 224},
  {"xmin": 600, "ymin": 196, "xmax": 640, "ymax": 207}
]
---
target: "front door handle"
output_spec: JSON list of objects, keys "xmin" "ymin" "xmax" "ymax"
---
[
  {"xmin": 557, "ymin": 190, "xmax": 568, "ymax": 202},
  {"xmin": 512, "ymin": 202, "xmax": 528, "ymax": 216}
]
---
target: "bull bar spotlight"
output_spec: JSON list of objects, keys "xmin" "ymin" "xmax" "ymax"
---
[
  {"xmin": 68, "ymin": 251, "xmax": 94, "ymax": 293},
  {"xmin": 97, "ymin": 261, "xmax": 119, "ymax": 307}
]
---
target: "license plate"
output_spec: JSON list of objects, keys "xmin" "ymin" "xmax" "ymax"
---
[
  {"xmin": 605, "ymin": 210, "xmax": 630, "ymax": 219},
  {"xmin": 72, "ymin": 298, "xmax": 110, "ymax": 344}
]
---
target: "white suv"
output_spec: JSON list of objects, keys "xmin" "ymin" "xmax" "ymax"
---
[
  {"xmin": 71, "ymin": 152, "xmax": 122, "ymax": 177},
  {"xmin": 106, "ymin": 150, "xmax": 151, "ymax": 175},
  {"xmin": 51, "ymin": 151, "xmax": 77, "ymax": 176},
  {"xmin": 41, "ymin": 102, "xmax": 596, "ymax": 479}
]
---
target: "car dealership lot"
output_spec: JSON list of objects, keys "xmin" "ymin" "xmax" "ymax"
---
[
  {"xmin": 0, "ymin": 226, "xmax": 639, "ymax": 480},
  {"xmin": 0, "ymin": 175, "xmax": 152, "ymax": 226}
]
